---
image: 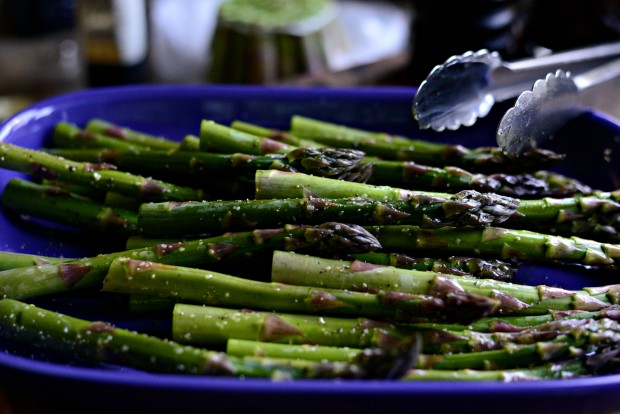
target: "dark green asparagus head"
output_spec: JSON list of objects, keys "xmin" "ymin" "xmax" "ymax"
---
[
  {"xmin": 301, "ymin": 222, "xmax": 382, "ymax": 254},
  {"xmin": 441, "ymin": 190, "xmax": 520, "ymax": 227},
  {"xmin": 286, "ymin": 147, "xmax": 371, "ymax": 182}
]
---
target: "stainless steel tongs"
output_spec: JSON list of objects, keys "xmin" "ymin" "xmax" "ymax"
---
[{"xmin": 412, "ymin": 41, "xmax": 620, "ymax": 132}]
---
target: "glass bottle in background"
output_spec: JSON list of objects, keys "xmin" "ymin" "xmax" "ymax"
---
[{"xmin": 75, "ymin": 0, "xmax": 150, "ymax": 87}]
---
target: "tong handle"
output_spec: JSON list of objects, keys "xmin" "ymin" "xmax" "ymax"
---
[{"xmin": 505, "ymin": 40, "xmax": 620, "ymax": 73}]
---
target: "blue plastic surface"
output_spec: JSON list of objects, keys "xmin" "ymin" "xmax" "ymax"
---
[{"xmin": 0, "ymin": 85, "xmax": 619, "ymax": 414}]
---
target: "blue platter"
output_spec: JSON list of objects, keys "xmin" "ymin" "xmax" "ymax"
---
[{"xmin": 0, "ymin": 85, "xmax": 619, "ymax": 414}]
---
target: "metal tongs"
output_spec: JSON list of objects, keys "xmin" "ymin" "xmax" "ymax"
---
[
  {"xmin": 412, "ymin": 41, "xmax": 620, "ymax": 132},
  {"xmin": 496, "ymin": 56, "xmax": 620, "ymax": 155}
]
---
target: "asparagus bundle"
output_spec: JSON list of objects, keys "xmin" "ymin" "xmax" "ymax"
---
[
  {"xmin": 231, "ymin": 120, "xmax": 591, "ymax": 197},
  {"xmin": 1, "ymin": 112, "xmax": 618, "ymax": 385}
]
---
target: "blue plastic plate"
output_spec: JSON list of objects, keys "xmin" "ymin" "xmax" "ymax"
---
[{"xmin": 0, "ymin": 85, "xmax": 619, "ymax": 414}]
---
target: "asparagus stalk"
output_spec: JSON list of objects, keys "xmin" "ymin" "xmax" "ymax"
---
[
  {"xmin": 84, "ymin": 118, "xmax": 180, "ymax": 151},
  {"xmin": 2, "ymin": 178, "xmax": 139, "ymax": 235},
  {"xmin": 179, "ymin": 134, "xmax": 201, "ymax": 151},
  {"xmin": 402, "ymin": 361, "xmax": 590, "ymax": 381},
  {"xmin": 288, "ymin": 115, "xmax": 565, "ymax": 173},
  {"xmin": 368, "ymin": 160, "xmax": 593, "ymax": 198},
  {"xmin": 227, "ymin": 339, "xmax": 591, "ymax": 381},
  {"xmin": 231, "ymin": 120, "xmax": 321, "ymax": 147},
  {"xmin": 227, "ymin": 338, "xmax": 362, "ymax": 362},
  {"xmin": 125, "ymin": 239, "xmax": 516, "ymax": 281},
  {"xmin": 0, "ymin": 299, "xmax": 405, "ymax": 379},
  {"xmin": 255, "ymin": 170, "xmax": 620, "ymax": 241},
  {"xmin": 137, "ymin": 190, "xmax": 520, "ymax": 237},
  {"xmin": 172, "ymin": 304, "xmax": 421, "ymax": 348},
  {"xmin": 362, "ymin": 224, "xmax": 620, "ymax": 268},
  {"xmin": 200, "ymin": 119, "xmax": 297, "ymax": 155},
  {"xmin": 0, "ymin": 251, "xmax": 68, "ymax": 271},
  {"xmin": 0, "ymin": 222, "xmax": 380, "ymax": 300},
  {"xmin": 270, "ymin": 251, "xmax": 617, "ymax": 315},
  {"xmin": 103, "ymin": 258, "xmax": 500, "ymax": 323},
  {"xmin": 53, "ymin": 122, "xmax": 149, "ymax": 152},
  {"xmin": 348, "ymin": 252, "xmax": 515, "ymax": 281},
  {"xmin": 0, "ymin": 142, "xmax": 205, "ymax": 202},
  {"xmin": 419, "ymin": 318, "xmax": 620, "ymax": 370},
  {"xmin": 46, "ymin": 146, "xmax": 371, "ymax": 183},
  {"xmin": 414, "ymin": 307, "xmax": 620, "ymax": 333}
]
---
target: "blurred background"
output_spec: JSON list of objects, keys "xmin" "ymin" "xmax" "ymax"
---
[{"xmin": 0, "ymin": 0, "xmax": 619, "ymax": 121}]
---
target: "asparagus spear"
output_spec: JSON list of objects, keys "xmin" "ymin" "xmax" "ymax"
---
[
  {"xmin": 172, "ymin": 304, "xmax": 421, "ymax": 348},
  {"xmin": 0, "ymin": 251, "xmax": 68, "ymax": 271},
  {"xmin": 414, "ymin": 307, "xmax": 620, "ymax": 333},
  {"xmin": 125, "ymin": 238, "xmax": 517, "ymax": 282},
  {"xmin": 0, "ymin": 299, "xmax": 408, "ymax": 379},
  {"xmin": 362, "ymin": 224, "xmax": 620, "ymax": 268},
  {"xmin": 227, "ymin": 338, "xmax": 362, "ymax": 362},
  {"xmin": 348, "ymin": 252, "xmax": 515, "ymax": 281},
  {"xmin": 137, "ymin": 190, "xmax": 519, "ymax": 237},
  {"xmin": 2, "ymin": 178, "xmax": 139, "ymax": 235},
  {"xmin": 368, "ymin": 160, "xmax": 593, "ymax": 198},
  {"xmin": 288, "ymin": 115, "xmax": 565, "ymax": 173},
  {"xmin": 227, "ymin": 338, "xmax": 592, "ymax": 381},
  {"xmin": 270, "ymin": 251, "xmax": 617, "ymax": 315},
  {"xmin": 46, "ymin": 146, "xmax": 371, "ymax": 184},
  {"xmin": 402, "ymin": 361, "xmax": 590, "ymax": 381},
  {"xmin": 419, "ymin": 318, "xmax": 620, "ymax": 370},
  {"xmin": 231, "ymin": 120, "xmax": 321, "ymax": 147},
  {"xmin": 0, "ymin": 142, "xmax": 205, "ymax": 202},
  {"xmin": 0, "ymin": 222, "xmax": 380, "ymax": 300},
  {"xmin": 200, "ymin": 119, "xmax": 297, "ymax": 155},
  {"xmin": 84, "ymin": 118, "xmax": 180, "ymax": 151},
  {"xmin": 103, "ymin": 258, "xmax": 500, "ymax": 323},
  {"xmin": 53, "ymin": 122, "xmax": 150, "ymax": 152},
  {"xmin": 255, "ymin": 170, "xmax": 620, "ymax": 241}
]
